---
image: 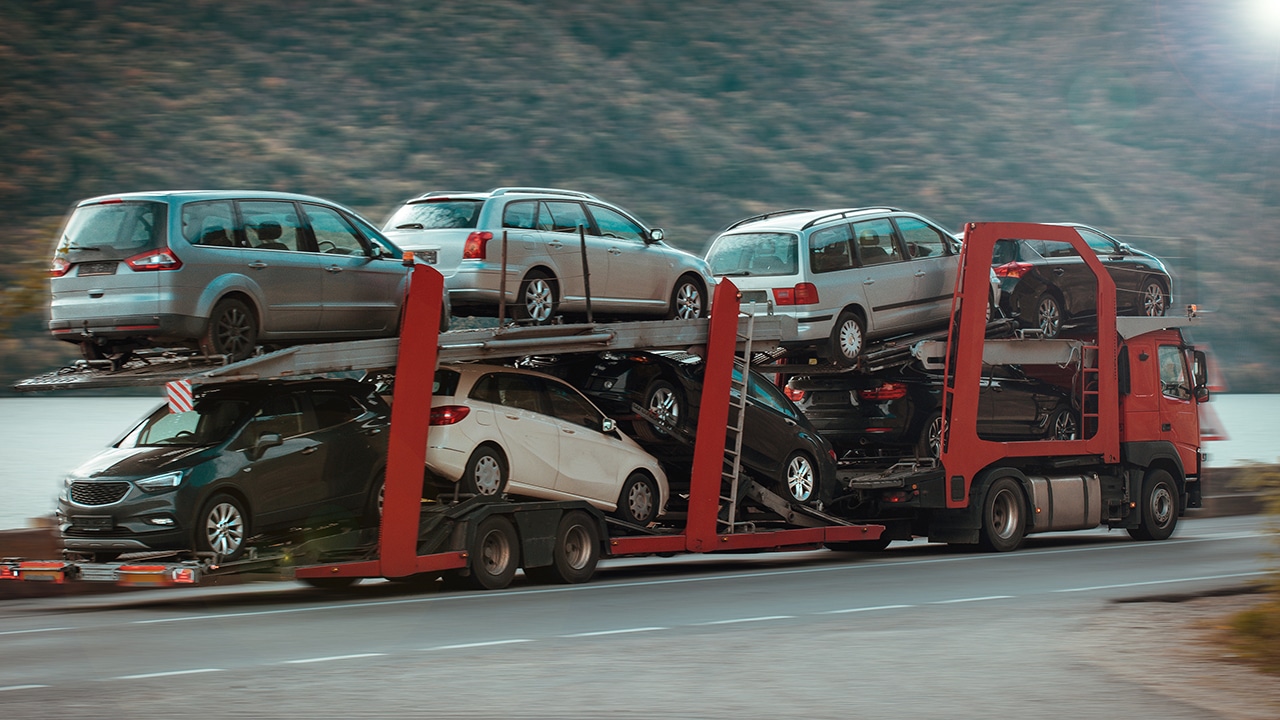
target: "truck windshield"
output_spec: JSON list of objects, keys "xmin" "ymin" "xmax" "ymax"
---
[{"xmin": 119, "ymin": 399, "xmax": 251, "ymax": 447}]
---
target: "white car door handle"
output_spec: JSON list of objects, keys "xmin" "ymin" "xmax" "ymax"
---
[
  {"xmin": 548, "ymin": 241, "xmax": 564, "ymax": 249},
  {"xmin": 325, "ymin": 265, "xmax": 343, "ymax": 273},
  {"xmin": 248, "ymin": 261, "xmax": 268, "ymax": 269},
  {"xmin": 914, "ymin": 270, "xmax": 926, "ymax": 277},
  {"xmin": 863, "ymin": 278, "xmax": 875, "ymax": 285},
  {"xmin": 608, "ymin": 248, "xmax": 622, "ymax": 255}
]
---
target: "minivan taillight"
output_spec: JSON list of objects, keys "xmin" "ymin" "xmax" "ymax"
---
[
  {"xmin": 859, "ymin": 382, "xmax": 909, "ymax": 401},
  {"xmin": 772, "ymin": 283, "xmax": 819, "ymax": 306},
  {"xmin": 993, "ymin": 261, "xmax": 1033, "ymax": 279},
  {"xmin": 430, "ymin": 405, "xmax": 471, "ymax": 425},
  {"xmin": 49, "ymin": 257, "xmax": 71, "ymax": 278},
  {"xmin": 125, "ymin": 248, "xmax": 182, "ymax": 272},
  {"xmin": 462, "ymin": 232, "xmax": 493, "ymax": 260}
]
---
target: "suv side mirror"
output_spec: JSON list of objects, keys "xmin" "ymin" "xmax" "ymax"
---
[
  {"xmin": 646, "ymin": 228, "xmax": 664, "ymax": 244},
  {"xmin": 250, "ymin": 432, "xmax": 282, "ymax": 460}
]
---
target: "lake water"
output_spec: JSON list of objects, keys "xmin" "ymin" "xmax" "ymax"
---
[{"xmin": 0, "ymin": 393, "xmax": 1276, "ymax": 531}]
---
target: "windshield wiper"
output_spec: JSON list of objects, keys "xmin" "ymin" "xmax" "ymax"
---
[
  {"xmin": 718, "ymin": 271, "xmax": 752, "ymax": 277},
  {"xmin": 394, "ymin": 223, "xmax": 425, "ymax": 230}
]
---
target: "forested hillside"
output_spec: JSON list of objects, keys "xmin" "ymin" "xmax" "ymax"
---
[{"xmin": 2, "ymin": 0, "xmax": 1277, "ymax": 390}]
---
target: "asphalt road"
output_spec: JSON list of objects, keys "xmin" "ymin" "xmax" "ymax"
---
[{"xmin": 0, "ymin": 515, "xmax": 1271, "ymax": 719}]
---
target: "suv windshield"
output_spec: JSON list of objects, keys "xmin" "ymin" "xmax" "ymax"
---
[
  {"xmin": 119, "ymin": 398, "xmax": 251, "ymax": 447},
  {"xmin": 385, "ymin": 200, "xmax": 482, "ymax": 230},
  {"xmin": 707, "ymin": 232, "xmax": 799, "ymax": 276},
  {"xmin": 54, "ymin": 200, "xmax": 167, "ymax": 262}
]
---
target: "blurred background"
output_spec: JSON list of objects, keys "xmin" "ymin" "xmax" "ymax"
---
[{"xmin": 2, "ymin": 0, "xmax": 1278, "ymax": 390}]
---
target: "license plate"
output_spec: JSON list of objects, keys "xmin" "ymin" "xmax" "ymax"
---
[
  {"xmin": 77, "ymin": 261, "xmax": 118, "ymax": 276},
  {"xmin": 73, "ymin": 515, "xmax": 113, "ymax": 530},
  {"xmin": 414, "ymin": 249, "xmax": 438, "ymax": 265}
]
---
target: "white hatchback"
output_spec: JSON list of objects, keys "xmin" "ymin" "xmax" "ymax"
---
[{"xmin": 424, "ymin": 363, "xmax": 669, "ymax": 525}]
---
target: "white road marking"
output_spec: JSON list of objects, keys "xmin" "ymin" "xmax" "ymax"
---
[
  {"xmin": 821, "ymin": 604, "xmax": 914, "ymax": 614},
  {"xmin": 281, "ymin": 653, "xmax": 386, "ymax": 665},
  {"xmin": 0, "ymin": 627, "xmax": 70, "ymax": 636},
  {"xmin": 1054, "ymin": 571, "xmax": 1268, "ymax": 593},
  {"xmin": 561, "ymin": 627, "xmax": 667, "ymax": 637},
  {"xmin": 695, "ymin": 615, "xmax": 794, "ymax": 625},
  {"xmin": 931, "ymin": 595, "xmax": 1015, "ymax": 604},
  {"xmin": 113, "ymin": 668, "xmax": 223, "ymax": 680},
  {"xmin": 424, "ymin": 639, "xmax": 533, "ymax": 651},
  {"xmin": 0, "ymin": 685, "xmax": 50, "ymax": 692}
]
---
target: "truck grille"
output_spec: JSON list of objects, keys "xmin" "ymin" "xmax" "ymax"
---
[{"xmin": 70, "ymin": 482, "xmax": 130, "ymax": 506}]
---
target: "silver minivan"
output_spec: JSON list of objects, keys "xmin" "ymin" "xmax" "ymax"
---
[
  {"xmin": 705, "ymin": 207, "xmax": 966, "ymax": 365},
  {"xmin": 49, "ymin": 191, "xmax": 413, "ymax": 362}
]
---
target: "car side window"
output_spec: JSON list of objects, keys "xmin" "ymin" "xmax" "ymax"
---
[
  {"xmin": 537, "ymin": 200, "xmax": 591, "ymax": 234},
  {"xmin": 545, "ymin": 381, "xmax": 605, "ymax": 430},
  {"xmin": 808, "ymin": 224, "xmax": 854, "ymax": 273},
  {"xmin": 503, "ymin": 200, "xmax": 537, "ymax": 230},
  {"xmin": 183, "ymin": 200, "xmax": 239, "ymax": 248},
  {"xmin": 310, "ymin": 389, "xmax": 361, "ymax": 429},
  {"xmin": 1039, "ymin": 240, "xmax": 1079, "ymax": 258},
  {"xmin": 1078, "ymin": 228, "xmax": 1120, "ymax": 255},
  {"xmin": 587, "ymin": 204, "xmax": 646, "ymax": 243},
  {"xmin": 895, "ymin": 216, "xmax": 950, "ymax": 259},
  {"xmin": 303, "ymin": 204, "xmax": 368, "ymax": 255},
  {"xmin": 239, "ymin": 201, "xmax": 305, "ymax": 251},
  {"xmin": 235, "ymin": 393, "xmax": 308, "ymax": 450},
  {"xmin": 744, "ymin": 372, "xmax": 799, "ymax": 419},
  {"xmin": 474, "ymin": 373, "xmax": 545, "ymax": 414},
  {"xmin": 851, "ymin": 218, "xmax": 901, "ymax": 265}
]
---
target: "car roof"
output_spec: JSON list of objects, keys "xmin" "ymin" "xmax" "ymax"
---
[
  {"xmin": 76, "ymin": 190, "xmax": 352, "ymax": 207},
  {"xmin": 721, "ymin": 206, "xmax": 906, "ymax": 233}
]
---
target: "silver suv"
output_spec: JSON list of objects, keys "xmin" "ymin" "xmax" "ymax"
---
[
  {"xmin": 382, "ymin": 187, "xmax": 714, "ymax": 323},
  {"xmin": 49, "ymin": 191, "xmax": 413, "ymax": 362},
  {"xmin": 705, "ymin": 207, "xmax": 966, "ymax": 365}
]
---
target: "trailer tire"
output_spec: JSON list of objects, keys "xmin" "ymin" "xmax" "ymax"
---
[
  {"xmin": 527, "ymin": 510, "xmax": 600, "ymax": 585},
  {"xmin": 615, "ymin": 472, "xmax": 660, "ymax": 526},
  {"xmin": 196, "ymin": 493, "xmax": 248, "ymax": 561},
  {"xmin": 461, "ymin": 445, "xmax": 507, "ymax": 496},
  {"xmin": 1127, "ymin": 469, "xmax": 1179, "ymax": 541},
  {"xmin": 465, "ymin": 515, "xmax": 521, "ymax": 590},
  {"xmin": 978, "ymin": 477, "xmax": 1026, "ymax": 552}
]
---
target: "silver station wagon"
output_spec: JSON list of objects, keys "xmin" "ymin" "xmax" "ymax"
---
[
  {"xmin": 705, "ymin": 207, "xmax": 970, "ymax": 365},
  {"xmin": 49, "ymin": 191, "xmax": 415, "ymax": 362}
]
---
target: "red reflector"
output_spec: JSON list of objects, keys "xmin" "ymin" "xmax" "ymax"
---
[
  {"xmin": 49, "ymin": 257, "xmax": 71, "ymax": 277},
  {"xmin": 859, "ymin": 382, "xmax": 908, "ymax": 401},
  {"xmin": 430, "ymin": 405, "xmax": 471, "ymax": 425},
  {"xmin": 0, "ymin": 565, "xmax": 18, "ymax": 580},
  {"xmin": 993, "ymin": 261, "xmax": 1032, "ymax": 279},
  {"xmin": 125, "ymin": 248, "xmax": 182, "ymax": 271},
  {"xmin": 462, "ymin": 232, "xmax": 493, "ymax": 260}
]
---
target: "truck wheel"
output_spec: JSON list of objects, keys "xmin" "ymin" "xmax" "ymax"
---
[
  {"xmin": 1034, "ymin": 293, "xmax": 1063, "ymax": 339},
  {"xmin": 1127, "ymin": 469, "xmax": 1179, "ymax": 541},
  {"xmin": 527, "ymin": 510, "xmax": 600, "ymax": 585},
  {"xmin": 201, "ymin": 298, "xmax": 258, "ymax": 361},
  {"xmin": 514, "ymin": 271, "xmax": 557, "ymax": 324},
  {"xmin": 634, "ymin": 379, "xmax": 683, "ymax": 442},
  {"xmin": 196, "ymin": 494, "xmax": 247, "ymax": 561},
  {"xmin": 917, "ymin": 412, "xmax": 943, "ymax": 459},
  {"xmin": 667, "ymin": 275, "xmax": 706, "ymax": 320},
  {"xmin": 781, "ymin": 451, "xmax": 817, "ymax": 504},
  {"xmin": 829, "ymin": 311, "xmax": 865, "ymax": 366},
  {"xmin": 978, "ymin": 477, "xmax": 1026, "ymax": 552},
  {"xmin": 465, "ymin": 515, "xmax": 521, "ymax": 590},
  {"xmin": 461, "ymin": 445, "xmax": 507, "ymax": 496},
  {"xmin": 615, "ymin": 472, "xmax": 659, "ymax": 525}
]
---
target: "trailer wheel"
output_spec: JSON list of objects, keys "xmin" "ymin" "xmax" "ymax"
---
[
  {"xmin": 461, "ymin": 445, "xmax": 507, "ymax": 496},
  {"xmin": 829, "ymin": 310, "xmax": 865, "ymax": 366},
  {"xmin": 781, "ymin": 451, "xmax": 817, "ymax": 504},
  {"xmin": 615, "ymin": 472, "xmax": 660, "ymax": 525},
  {"xmin": 979, "ymin": 477, "xmax": 1026, "ymax": 552},
  {"xmin": 634, "ymin": 379, "xmax": 684, "ymax": 443},
  {"xmin": 527, "ymin": 510, "xmax": 601, "ymax": 584},
  {"xmin": 1127, "ymin": 469, "xmax": 1179, "ymax": 541},
  {"xmin": 196, "ymin": 494, "xmax": 247, "ymax": 561},
  {"xmin": 465, "ymin": 515, "xmax": 520, "ymax": 590}
]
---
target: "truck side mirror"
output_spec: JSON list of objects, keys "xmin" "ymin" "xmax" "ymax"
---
[{"xmin": 1192, "ymin": 350, "xmax": 1208, "ymax": 388}]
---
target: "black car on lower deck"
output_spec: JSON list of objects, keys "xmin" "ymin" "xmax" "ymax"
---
[
  {"xmin": 787, "ymin": 366, "xmax": 1079, "ymax": 460},
  {"xmin": 58, "ymin": 379, "xmax": 390, "ymax": 562},
  {"xmin": 530, "ymin": 351, "xmax": 838, "ymax": 508}
]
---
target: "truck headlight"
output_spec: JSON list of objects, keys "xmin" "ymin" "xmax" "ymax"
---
[{"xmin": 136, "ymin": 471, "xmax": 183, "ymax": 492}]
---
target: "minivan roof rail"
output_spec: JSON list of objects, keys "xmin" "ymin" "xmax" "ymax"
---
[
  {"xmin": 411, "ymin": 191, "xmax": 474, "ymax": 201},
  {"xmin": 724, "ymin": 208, "xmax": 816, "ymax": 231},
  {"xmin": 489, "ymin": 187, "xmax": 599, "ymax": 200},
  {"xmin": 800, "ymin": 207, "xmax": 903, "ymax": 231}
]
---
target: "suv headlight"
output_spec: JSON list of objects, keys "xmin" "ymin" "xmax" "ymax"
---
[{"xmin": 136, "ymin": 471, "xmax": 184, "ymax": 492}]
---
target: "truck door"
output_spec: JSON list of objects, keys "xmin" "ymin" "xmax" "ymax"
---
[{"xmin": 1156, "ymin": 344, "xmax": 1200, "ymax": 467}]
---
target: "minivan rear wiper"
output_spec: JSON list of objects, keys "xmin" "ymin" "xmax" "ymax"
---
[
  {"xmin": 718, "ymin": 271, "xmax": 753, "ymax": 277},
  {"xmin": 394, "ymin": 223, "xmax": 425, "ymax": 230}
]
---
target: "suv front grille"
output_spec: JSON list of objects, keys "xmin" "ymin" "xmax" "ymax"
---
[{"xmin": 70, "ymin": 482, "xmax": 130, "ymax": 506}]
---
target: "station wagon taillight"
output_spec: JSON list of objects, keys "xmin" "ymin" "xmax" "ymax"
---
[
  {"xmin": 772, "ymin": 283, "xmax": 819, "ymax": 306},
  {"xmin": 430, "ymin": 405, "xmax": 471, "ymax": 425},
  {"xmin": 48, "ymin": 257, "xmax": 71, "ymax": 277},
  {"xmin": 125, "ymin": 248, "xmax": 182, "ymax": 272},
  {"xmin": 993, "ymin": 261, "xmax": 1033, "ymax": 279},
  {"xmin": 858, "ymin": 382, "xmax": 908, "ymax": 401},
  {"xmin": 462, "ymin": 231, "xmax": 493, "ymax": 260}
]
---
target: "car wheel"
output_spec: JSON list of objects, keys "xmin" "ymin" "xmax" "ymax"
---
[
  {"xmin": 1048, "ymin": 408, "xmax": 1078, "ymax": 440},
  {"xmin": 978, "ymin": 477, "xmax": 1026, "ymax": 552},
  {"xmin": 526, "ymin": 510, "xmax": 601, "ymax": 585},
  {"xmin": 1034, "ymin": 293, "xmax": 1063, "ymax": 339},
  {"xmin": 666, "ymin": 275, "xmax": 706, "ymax": 320},
  {"xmin": 1127, "ymin": 469, "xmax": 1179, "ymax": 541},
  {"xmin": 195, "ymin": 493, "xmax": 248, "ymax": 561},
  {"xmin": 917, "ymin": 411, "xmax": 943, "ymax": 459},
  {"xmin": 201, "ymin": 298, "xmax": 258, "ymax": 361},
  {"xmin": 781, "ymin": 451, "xmax": 817, "ymax": 504},
  {"xmin": 515, "ymin": 271, "xmax": 557, "ymax": 324},
  {"xmin": 461, "ymin": 445, "xmax": 507, "ymax": 496},
  {"xmin": 829, "ymin": 310, "xmax": 865, "ymax": 366},
  {"xmin": 1140, "ymin": 278, "xmax": 1168, "ymax": 317},
  {"xmin": 363, "ymin": 470, "xmax": 386, "ymax": 527},
  {"xmin": 464, "ymin": 515, "xmax": 520, "ymax": 590},
  {"xmin": 634, "ymin": 379, "xmax": 684, "ymax": 442},
  {"xmin": 615, "ymin": 472, "xmax": 660, "ymax": 526}
]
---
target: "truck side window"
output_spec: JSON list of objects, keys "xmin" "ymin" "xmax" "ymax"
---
[{"xmin": 1158, "ymin": 346, "xmax": 1190, "ymax": 400}]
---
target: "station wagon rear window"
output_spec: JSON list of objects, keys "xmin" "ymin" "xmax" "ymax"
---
[{"xmin": 386, "ymin": 200, "xmax": 481, "ymax": 230}]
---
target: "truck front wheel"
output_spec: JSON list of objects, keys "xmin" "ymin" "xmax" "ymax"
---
[
  {"xmin": 979, "ymin": 477, "xmax": 1026, "ymax": 552},
  {"xmin": 1127, "ymin": 469, "xmax": 1179, "ymax": 541}
]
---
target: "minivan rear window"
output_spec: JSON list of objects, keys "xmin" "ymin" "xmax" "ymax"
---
[
  {"xmin": 55, "ymin": 201, "xmax": 167, "ymax": 262},
  {"xmin": 707, "ymin": 232, "xmax": 798, "ymax": 277},
  {"xmin": 386, "ymin": 200, "xmax": 481, "ymax": 230}
]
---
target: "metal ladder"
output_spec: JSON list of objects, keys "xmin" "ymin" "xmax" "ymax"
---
[{"xmin": 720, "ymin": 306, "xmax": 757, "ymax": 532}]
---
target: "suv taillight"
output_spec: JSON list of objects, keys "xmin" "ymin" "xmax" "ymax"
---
[
  {"xmin": 772, "ymin": 283, "xmax": 819, "ymax": 306},
  {"xmin": 125, "ymin": 248, "xmax": 182, "ymax": 272},
  {"xmin": 49, "ymin": 257, "xmax": 71, "ymax": 278},
  {"xmin": 993, "ymin": 261, "xmax": 1033, "ymax": 279},
  {"xmin": 859, "ymin": 382, "xmax": 908, "ymax": 401},
  {"xmin": 784, "ymin": 386, "xmax": 805, "ymax": 402},
  {"xmin": 430, "ymin": 405, "xmax": 471, "ymax": 425},
  {"xmin": 462, "ymin": 232, "xmax": 493, "ymax": 260}
]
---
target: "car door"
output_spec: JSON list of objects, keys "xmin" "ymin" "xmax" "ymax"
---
[
  {"xmin": 544, "ymin": 378, "xmax": 629, "ymax": 503},
  {"xmin": 734, "ymin": 366, "xmax": 799, "ymax": 480},
  {"xmin": 300, "ymin": 202, "xmax": 403, "ymax": 334},
  {"xmin": 308, "ymin": 387, "xmax": 387, "ymax": 515},
  {"xmin": 229, "ymin": 200, "xmax": 324, "ymax": 334},
  {"xmin": 850, "ymin": 218, "xmax": 918, "ymax": 334},
  {"xmin": 233, "ymin": 390, "xmax": 327, "ymax": 529},
  {"xmin": 587, "ymin": 203, "xmax": 669, "ymax": 314},
  {"xmin": 1034, "ymin": 239, "xmax": 1098, "ymax": 318},
  {"xmin": 893, "ymin": 215, "xmax": 959, "ymax": 327},
  {"xmin": 533, "ymin": 200, "xmax": 595, "ymax": 307},
  {"xmin": 1078, "ymin": 227, "xmax": 1144, "ymax": 314},
  {"xmin": 486, "ymin": 372, "xmax": 561, "ymax": 493}
]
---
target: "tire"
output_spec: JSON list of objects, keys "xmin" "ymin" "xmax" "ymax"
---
[
  {"xmin": 633, "ymin": 379, "xmax": 683, "ymax": 443},
  {"xmin": 514, "ymin": 270, "xmax": 557, "ymax": 324},
  {"xmin": 917, "ymin": 411, "xmax": 943, "ymax": 459},
  {"xmin": 202, "ymin": 298, "xmax": 258, "ymax": 360},
  {"xmin": 363, "ymin": 471, "xmax": 386, "ymax": 528},
  {"xmin": 300, "ymin": 576, "xmax": 359, "ymax": 590},
  {"xmin": 1033, "ymin": 293, "xmax": 1063, "ymax": 339},
  {"xmin": 195, "ymin": 493, "xmax": 248, "ymax": 561},
  {"xmin": 615, "ymin": 472, "xmax": 660, "ymax": 525},
  {"xmin": 825, "ymin": 537, "xmax": 892, "ymax": 552},
  {"xmin": 465, "ymin": 515, "xmax": 520, "ymax": 590},
  {"xmin": 1127, "ymin": 469, "xmax": 1179, "ymax": 541},
  {"xmin": 461, "ymin": 445, "xmax": 507, "ymax": 496},
  {"xmin": 829, "ymin": 310, "xmax": 865, "ymax": 366},
  {"xmin": 978, "ymin": 477, "xmax": 1026, "ymax": 552},
  {"xmin": 666, "ymin": 275, "xmax": 706, "ymax": 320},
  {"xmin": 781, "ymin": 451, "xmax": 817, "ymax": 504},
  {"xmin": 1048, "ymin": 408, "xmax": 1078, "ymax": 440},
  {"xmin": 1139, "ymin": 278, "xmax": 1168, "ymax": 317},
  {"xmin": 528, "ymin": 510, "xmax": 601, "ymax": 585}
]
